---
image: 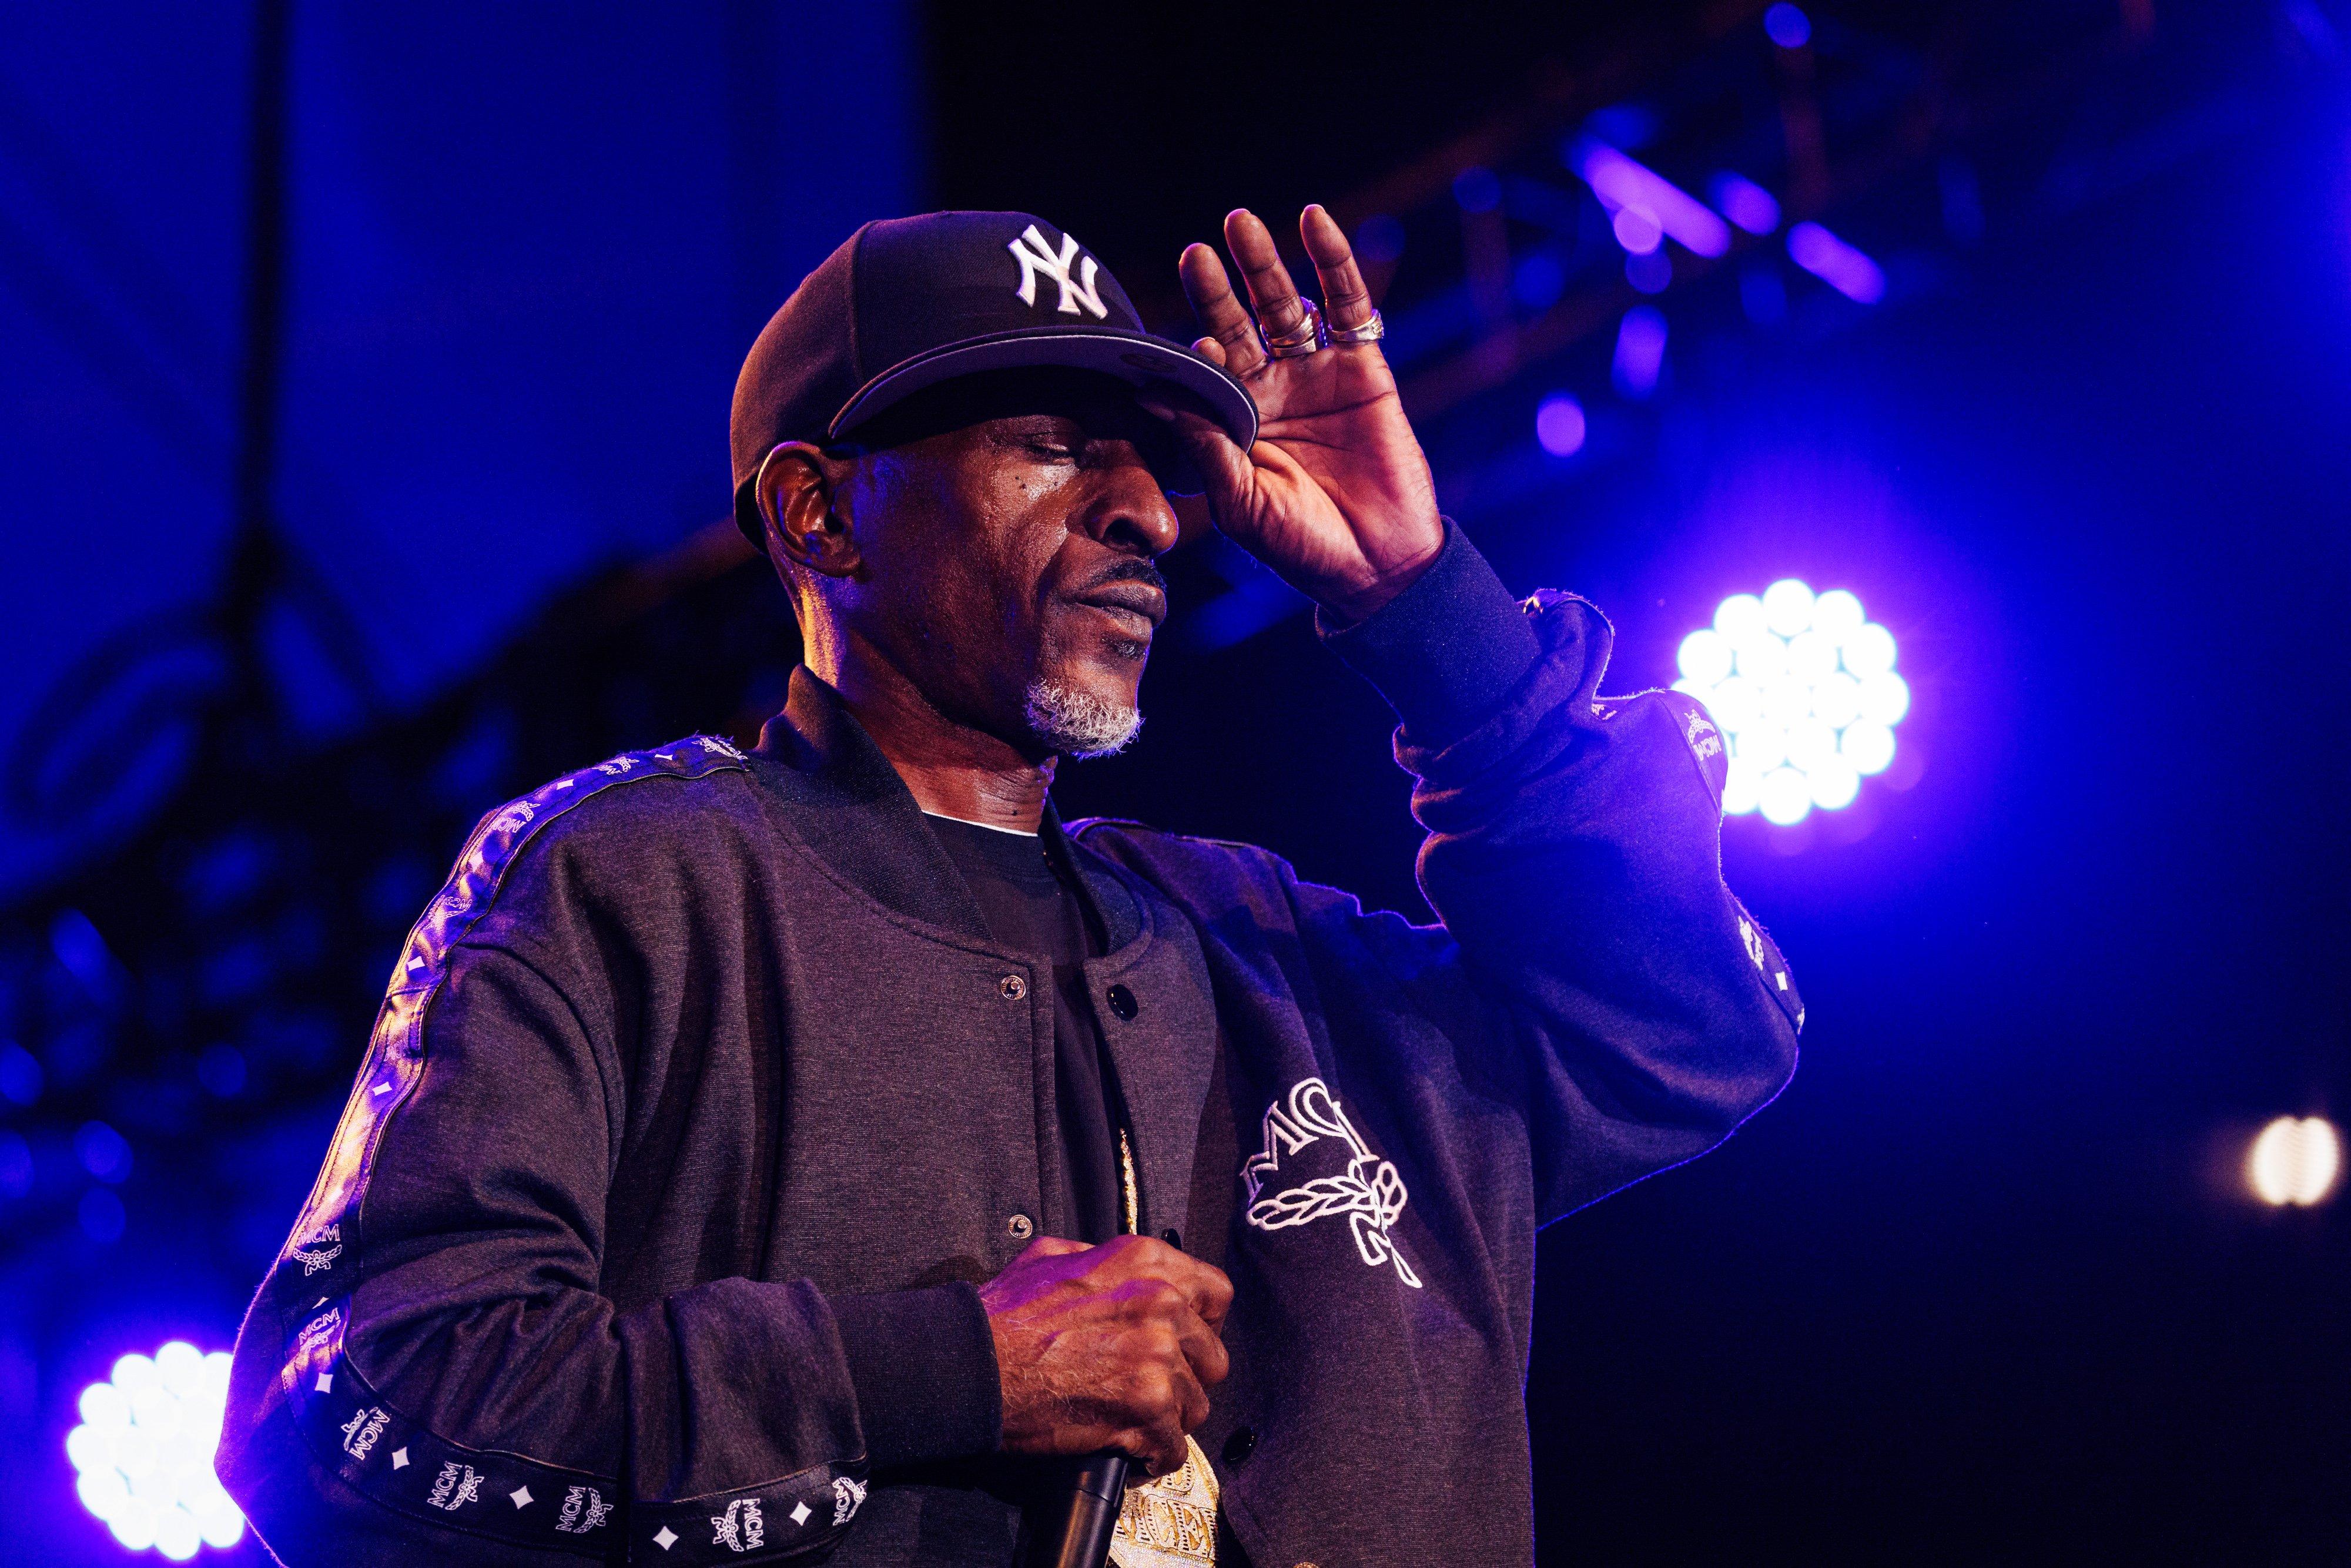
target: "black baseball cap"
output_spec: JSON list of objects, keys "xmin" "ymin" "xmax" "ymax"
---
[{"xmin": 729, "ymin": 210, "xmax": 1257, "ymax": 548}]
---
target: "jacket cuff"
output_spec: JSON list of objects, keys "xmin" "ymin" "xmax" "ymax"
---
[
  {"xmin": 832, "ymin": 1283, "xmax": 1003, "ymax": 1469},
  {"xmin": 1317, "ymin": 519, "xmax": 1545, "ymax": 748}
]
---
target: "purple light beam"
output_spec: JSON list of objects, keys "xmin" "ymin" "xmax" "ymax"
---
[{"xmin": 1786, "ymin": 221, "xmax": 1886, "ymax": 304}]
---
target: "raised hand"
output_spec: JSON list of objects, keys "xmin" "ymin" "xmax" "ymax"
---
[
  {"xmin": 1165, "ymin": 205, "xmax": 1446, "ymax": 624},
  {"xmin": 978, "ymin": 1234, "xmax": 1233, "ymax": 1477}
]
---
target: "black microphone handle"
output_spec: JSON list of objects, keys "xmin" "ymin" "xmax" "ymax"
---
[{"xmin": 1025, "ymin": 1450, "xmax": 1128, "ymax": 1568}]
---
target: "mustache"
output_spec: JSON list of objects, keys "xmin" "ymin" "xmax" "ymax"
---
[{"xmin": 1074, "ymin": 559, "xmax": 1170, "ymax": 597}]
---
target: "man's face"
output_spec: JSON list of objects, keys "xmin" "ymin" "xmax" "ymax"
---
[{"xmin": 824, "ymin": 371, "xmax": 1187, "ymax": 759}]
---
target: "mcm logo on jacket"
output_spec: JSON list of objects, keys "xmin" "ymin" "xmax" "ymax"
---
[
  {"xmin": 427, "ymin": 1462, "xmax": 483, "ymax": 1512},
  {"xmin": 338, "ymin": 1405, "xmax": 388, "ymax": 1461},
  {"xmin": 1007, "ymin": 224, "xmax": 1110, "ymax": 319},
  {"xmin": 1242, "ymin": 1077, "xmax": 1422, "ymax": 1288},
  {"xmin": 712, "ymin": 1497, "xmax": 765, "ymax": 1552},
  {"xmin": 291, "ymin": 1221, "xmax": 341, "ymax": 1275},
  {"xmin": 557, "ymin": 1485, "xmax": 612, "ymax": 1535}
]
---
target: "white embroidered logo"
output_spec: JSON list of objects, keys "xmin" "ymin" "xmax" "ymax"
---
[
  {"xmin": 1007, "ymin": 224, "xmax": 1110, "ymax": 319},
  {"xmin": 1242, "ymin": 1078, "xmax": 1421, "ymax": 1288},
  {"xmin": 292, "ymin": 1222, "xmax": 342, "ymax": 1275},
  {"xmin": 832, "ymin": 1475, "xmax": 868, "ymax": 1526},
  {"xmin": 427, "ymin": 1462, "xmax": 484, "ymax": 1511},
  {"xmin": 558, "ymin": 1485, "xmax": 612, "ymax": 1535},
  {"xmin": 486, "ymin": 800, "xmax": 535, "ymax": 835},
  {"xmin": 1683, "ymin": 706, "xmax": 1723, "ymax": 762},
  {"xmin": 1739, "ymin": 916, "xmax": 1767, "ymax": 971},
  {"xmin": 712, "ymin": 1497, "xmax": 765, "ymax": 1552},
  {"xmin": 294, "ymin": 1304, "xmax": 342, "ymax": 1366},
  {"xmin": 339, "ymin": 1405, "xmax": 389, "ymax": 1460}
]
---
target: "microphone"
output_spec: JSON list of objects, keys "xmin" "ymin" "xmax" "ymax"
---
[{"xmin": 1022, "ymin": 1450, "xmax": 1128, "ymax": 1568}]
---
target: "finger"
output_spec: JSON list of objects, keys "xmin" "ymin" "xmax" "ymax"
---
[
  {"xmin": 1190, "ymin": 333, "xmax": 1228, "ymax": 370},
  {"xmin": 1101, "ymin": 1238, "xmax": 1234, "ymax": 1331},
  {"xmin": 1224, "ymin": 207, "xmax": 1309, "ymax": 341},
  {"xmin": 1136, "ymin": 1419, "xmax": 1188, "ymax": 1480},
  {"xmin": 1171, "ymin": 1306, "xmax": 1230, "ymax": 1387},
  {"xmin": 1301, "ymin": 204, "xmax": 1375, "ymax": 333},
  {"xmin": 1189, "ymin": 1261, "xmax": 1234, "ymax": 1333},
  {"xmin": 1180, "ymin": 241, "xmax": 1264, "ymax": 377},
  {"xmin": 1017, "ymin": 1235, "xmax": 1092, "ymax": 1262},
  {"xmin": 1145, "ymin": 1368, "xmax": 1205, "ymax": 1470}
]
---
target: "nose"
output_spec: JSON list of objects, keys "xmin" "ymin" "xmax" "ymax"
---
[{"xmin": 1079, "ymin": 451, "xmax": 1181, "ymax": 559}]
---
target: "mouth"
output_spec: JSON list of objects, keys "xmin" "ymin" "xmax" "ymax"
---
[{"xmin": 1068, "ymin": 581, "xmax": 1167, "ymax": 640}]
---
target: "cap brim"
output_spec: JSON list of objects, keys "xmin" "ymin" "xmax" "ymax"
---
[{"xmin": 828, "ymin": 327, "xmax": 1258, "ymax": 454}]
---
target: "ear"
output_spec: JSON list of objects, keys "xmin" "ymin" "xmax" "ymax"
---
[{"xmin": 755, "ymin": 443, "xmax": 863, "ymax": 578}]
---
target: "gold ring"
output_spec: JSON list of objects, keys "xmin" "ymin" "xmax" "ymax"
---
[{"xmin": 1324, "ymin": 309, "xmax": 1385, "ymax": 346}]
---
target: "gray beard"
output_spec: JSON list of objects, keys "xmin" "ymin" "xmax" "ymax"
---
[{"xmin": 1023, "ymin": 679, "xmax": 1143, "ymax": 760}]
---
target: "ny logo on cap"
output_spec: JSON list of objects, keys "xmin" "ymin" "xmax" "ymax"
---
[{"xmin": 1007, "ymin": 224, "xmax": 1109, "ymax": 320}]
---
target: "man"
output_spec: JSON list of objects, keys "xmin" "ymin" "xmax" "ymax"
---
[{"xmin": 220, "ymin": 207, "xmax": 1800, "ymax": 1567}]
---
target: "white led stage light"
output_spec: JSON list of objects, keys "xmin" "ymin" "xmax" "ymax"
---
[
  {"xmin": 68, "ymin": 1342, "xmax": 245, "ymax": 1557},
  {"xmin": 1673, "ymin": 580, "xmax": 1905, "ymax": 826},
  {"xmin": 2248, "ymin": 1115, "xmax": 2340, "ymax": 1207}
]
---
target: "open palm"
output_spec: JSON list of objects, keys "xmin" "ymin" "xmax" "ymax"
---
[{"xmin": 1168, "ymin": 207, "xmax": 1445, "ymax": 624}]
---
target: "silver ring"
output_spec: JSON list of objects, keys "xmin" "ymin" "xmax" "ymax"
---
[
  {"xmin": 1262, "ymin": 299, "xmax": 1324, "ymax": 358},
  {"xmin": 1324, "ymin": 309, "xmax": 1385, "ymax": 346}
]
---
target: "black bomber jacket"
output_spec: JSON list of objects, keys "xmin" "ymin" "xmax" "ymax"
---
[{"xmin": 219, "ymin": 524, "xmax": 1801, "ymax": 1566}]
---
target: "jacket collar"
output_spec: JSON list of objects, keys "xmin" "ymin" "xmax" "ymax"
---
[{"xmin": 748, "ymin": 666, "xmax": 1143, "ymax": 951}]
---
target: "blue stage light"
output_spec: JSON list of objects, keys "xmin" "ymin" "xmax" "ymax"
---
[
  {"xmin": 1711, "ymin": 172, "xmax": 1782, "ymax": 236},
  {"xmin": 1787, "ymin": 221, "xmax": 1887, "ymax": 304},
  {"xmin": 68, "ymin": 1343, "xmax": 245, "ymax": 1557},
  {"xmin": 1764, "ymin": 4, "xmax": 1812, "ymax": 49},
  {"xmin": 1674, "ymin": 582, "xmax": 1905, "ymax": 825},
  {"xmin": 1613, "ymin": 307, "xmax": 1667, "ymax": 397},
  {"xmin": 1535, "ymin": 394, "xmax": 1588, "ymax": 456}
]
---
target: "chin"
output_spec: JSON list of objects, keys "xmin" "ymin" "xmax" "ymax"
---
[{"xmin": 1023, "ymin": 668, "xmax": 1144, "ymax": 759}]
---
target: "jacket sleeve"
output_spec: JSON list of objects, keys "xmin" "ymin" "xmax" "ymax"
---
[
  {"xmin": 217, "ymin": 778, "xmax": 1000, "ymax": 1566},
  {"xmin": 1315, "ymin": 521, "xmax": 1802, "ymax": 1224}
]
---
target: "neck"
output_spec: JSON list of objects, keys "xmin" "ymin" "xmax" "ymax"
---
[{"xmin": 818, "ymin": 641, "xmax": 1054, "ymax": 834}]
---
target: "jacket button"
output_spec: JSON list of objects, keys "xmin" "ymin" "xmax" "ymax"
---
[
  {"xmin": 1006, "ymin": 1213, "xmax": 1034, "ymax": 1241},
  {"xmin": 999, "ymin": 974, "xmax": 1027, "ymax": 1001},
  {"xmin": 1160, "ymin": 1227, "xmax": 1181, "ymax": 1249},
  {"xmin": 1221, "ymin": 1426, "xmax": 1256, "ymax": 1466},
  {"xmin": 1105, "ymin": 983, "xmax": 1138, "ymax": 1021}
]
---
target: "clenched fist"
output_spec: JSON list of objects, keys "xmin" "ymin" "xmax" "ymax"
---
[{"xmin": 979, "ymin": 1234, "xmax": 1233, "ymax": 1476}]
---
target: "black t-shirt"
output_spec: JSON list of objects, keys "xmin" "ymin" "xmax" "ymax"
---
[{"xmin": 923, "ymin": 813, "xmax": 1127, "ymax": 1243}]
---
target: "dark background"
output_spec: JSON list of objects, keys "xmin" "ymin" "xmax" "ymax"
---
[{"xmin": 2, "ymin": 1, "xmax": 2345, "ymax": 1562}]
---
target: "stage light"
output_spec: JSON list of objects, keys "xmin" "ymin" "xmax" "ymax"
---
[
  {"xmin": 1569, "ymin": 139, "xmax": 1732, "ymax": 257},
  {"xmin": 1625, "ymin": 250, "xmax": 1672, "ymax": 294},
  {"xmin": 1764, "ymin": 4, "xmax": 1812, "ymax": 49},
  {"xmin": 1787, "ymin": 222, "xmax": 1887, "ymax": 304},
  {"xmin": 1712, "ymin": 173, "xmax": 1781, "ymax": 235},
  {"xmin": 1612, "ymin": 206, "xmax": 1663, "ymax": 255},
  {"xmin": 1535, "ymin": 394, "xmax": 1588, "ymax": 456},
  {"xmin": 1613, "ymin": 307, "xmax": 1667, "ymax": 397},
  {"xmin": 1452, "ymin": 166, "xmax": 1502, "ymax": 213},
  {"xmin": 1674, "ymin": 581, "xmax": 1905, "ymax": 826},
  {"xmin": 69, "ymin": 1343, "xmax": 245, "ymax": 1557},
  {"xmin": 2248, "ymin": 1116, "xmax": 2340, "ymax": 1207}
]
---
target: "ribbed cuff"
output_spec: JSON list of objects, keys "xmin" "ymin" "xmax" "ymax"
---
[
  {"xmin": 1317, "ymin": 520, "xmax": 1545, "ymax": 748},
  {"xmin": 832, "ymin": 1283, "xmax": 1003, "ymax": 1469}
]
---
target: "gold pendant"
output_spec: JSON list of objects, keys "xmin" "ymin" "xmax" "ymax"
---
[{"xmin": 1107, "ymin": 1433, "xmax": 1218, "ymax": 1566}]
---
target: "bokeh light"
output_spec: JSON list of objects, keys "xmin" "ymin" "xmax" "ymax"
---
[
  {"xmin": 1535, "ymin": 393, "xmax": 1588, "ymax": 456},
  {"xmin": 1764, "ymin": 3, "xmax": 1812, "ymax": 49},
  {"xmin": 68, "ymin": 1342, "xmax": 245, "ymax": 1558},
  {"xmin": 2248, "ymin": 1116, "xmax": 2340, "ymax": 1207},
  {"xmin": 1673, "ymin": 581, "xmax": 1907, "ymax": 825}
]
